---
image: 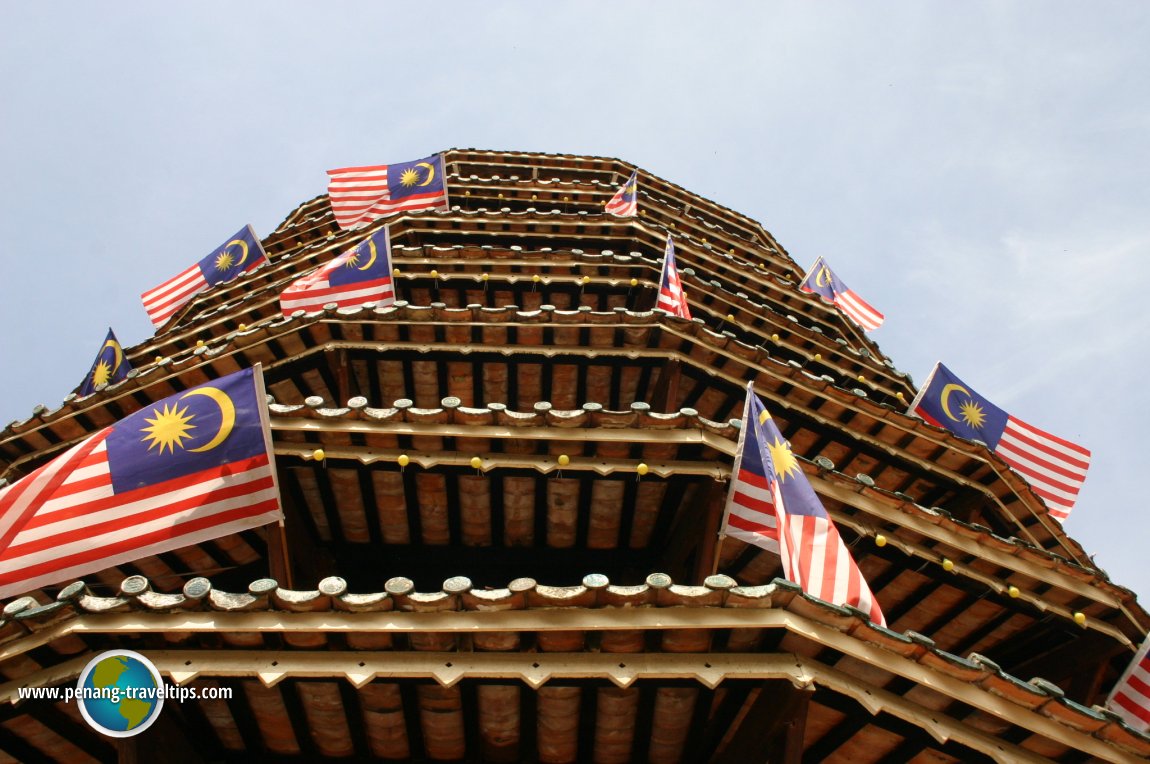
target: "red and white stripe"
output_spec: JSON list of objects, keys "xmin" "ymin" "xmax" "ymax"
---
[
  {"xmin": 656, "ymin": 238, "xmax": 691, "ymax": 319},
  {"xmin": 279, "ymin": 259, "xmax": 395, "ymax": 316},
  {"xmin": 327, "ymin": 164, "xmax": 448, "ymax": 230},
  {"xmin": 140, "ymin": 265, "xmax": 208, "ymax": 328},
  {"xmin": 721, "ymin": 388, "xmax": 885, "ymax": 626},
  {"xmin": 723, "ymin": 464, "xmax": 781, "ymax": 554},
  {"xmin": 836, "ymin": 289, "xmax": 884, "ymax": 332},
  {"xmin": 1107, "ymin": 634, "xmax": 1150, "ymax": 732},
  {"xmin": 1, "ymin": 366, "xmax": 282, "ymax": 599},
  {"xmin": 0, "ymin": 435, "xmax": 280, "ymax": 599},
  {"xmin": 997, "ymin": 417, "xmax": 1091, "ymax": 522},
  {"xmin": 604, "ymin": 172, "xmax": 638, "ymax": 217},
  {"xmin": 778, "ymin": 512, "xmax": 885, "ymax": 627},
  {"xmin": 0, "ymin": 435, "xmax": 104, "ymax": 553}
]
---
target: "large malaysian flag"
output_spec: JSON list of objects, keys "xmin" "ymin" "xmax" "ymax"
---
[
  {"xmin": 0, "ymin": 366, "xmax": 283, "ymax": 599},
  {"xmin": 909, "ymin": 362, "xmax": 1091, "ymax": 522},
  {"xmin": 721, "ymin": 384, "xmax": 886, "ymax": 625},
  {"xmin": 327, "ymin": 153, "xmax": 449, "ymax": 230}
]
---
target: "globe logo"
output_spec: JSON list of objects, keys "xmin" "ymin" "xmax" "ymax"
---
[{"xmin": 75, "ymin": 650, "xmax": 164, "ymax": 737}]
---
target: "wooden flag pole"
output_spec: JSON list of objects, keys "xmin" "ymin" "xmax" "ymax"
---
[
  {"xmin": 693, "ymin": 482, "xmax": 728, "ymax": 583},
  {"xmin": 709, "ymin": 535, "xmax": 726, "ymax": 578},
  {"xmin": 267, "ymin": 519, "xmax": 294, "ymax": 589}
]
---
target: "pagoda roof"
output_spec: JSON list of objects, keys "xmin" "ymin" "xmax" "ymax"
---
[
  {"xmin": 0, "ymin": 148, "xmax": 1144, "ymax": 761},
  {"xmin": 2, "ymin": 572, "xmax": 1148, "ymax": 762}
]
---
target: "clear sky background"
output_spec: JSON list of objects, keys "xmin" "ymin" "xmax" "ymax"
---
[{"xmin": 1, "ymin": 3, "xmax": 1147, "ymax": 599}]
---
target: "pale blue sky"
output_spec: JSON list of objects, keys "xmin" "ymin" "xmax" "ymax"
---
[{"xmin": 2, "ymin": 2, "xmax": 1148, "ymax": 597}]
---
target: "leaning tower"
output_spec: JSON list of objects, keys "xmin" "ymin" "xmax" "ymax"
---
[{"xmin": 1, "ymin": 149, "xmax": 1147, "ymax": 762}]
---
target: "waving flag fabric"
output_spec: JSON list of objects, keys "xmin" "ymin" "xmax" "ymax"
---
[
  {"xmin": 655, "ymin": 235, "xmax": 691, "ymax": 319},
  {"xmin": 721, "ymin": 384, "xmax": 886, "ymax": 625},
  {"xmin": 141, "ymin": 225, "xmax": 267, "ymax": 329},
  {"xmin": 799, "ymin": 256, "xmax": 884, "ymax": 331},
  {"xmin": 78, "ymin": 328, "xmax": 132, "ymax": 396},
  {"xmin": 1107, "ymin": 633, "xmax": 1150, "ymax": 732},
  {"xmin": 605, "ymin": 169, "xmax": 638, "ymax": 217},
  {"xmin": 327, "ymin": 154, "xmax": 449, "ymax": 230},
  {"xmin": 279, "ymin": 227, "xmax": 395, "ymax": 316},
  {"xmin": 0, "ymin": 366, "xmax": 282, "ymax": 599},
  {"xmin": 909, "ymin": 362, "xmax": 1090, "ymax": 522}
]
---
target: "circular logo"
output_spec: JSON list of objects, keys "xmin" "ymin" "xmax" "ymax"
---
[{"xmin": 75, "ymin": 650, "xmax": 164, "ymax": 737}]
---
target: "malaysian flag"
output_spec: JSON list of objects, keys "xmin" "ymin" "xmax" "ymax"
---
[
  {"xmin": 909, "ymin": 362, "xmax": 1090, "ymax": 522},
  {"xmin": 721, "ymin": 384, "xmax": 886, "ymax": 625},
  {"xmin": 279, "ymin": 227, "xmax": 395, "ymax": 316},
  {"xmin": 327, "ymin": 154, "xmax": 449, "ymax": 230},
  {"xmin": 799, "ymin": 256, "xmax": 884, "ymax": 332},
  {"xmin": 0, "ymin": 367, "xmax": 282, "ymax": 599},
  {"xmin": 77, "ymin": 328, "xmax": 133, "ymax": 397},
  {"xmin": 1107, "ymin": 633, "xmax": 1150, "ymax": 732},
  {"xmin": 655, "ymin": 235, "xmax": 691, "ymax": 319},
  {"xmin": 141, "ymin": 225, "xmax": 267, "ymax": 329},
  {"xmin": 605, "ymin": 169, "xmax": 638, "ymax": 217}
]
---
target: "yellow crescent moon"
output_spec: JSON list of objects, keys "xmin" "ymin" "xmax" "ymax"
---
[
  {"xmin": 225, "ymin": 239, "xmax": 250, "ymax": 267},
  {"xmin": 415, "ymin": 162, "xmax": 436, "ymax": 187},
  {"xmin": 815, "ymin": 265, "xmax": 832, "ymax": 288},
  {"xmin": 358, "ymin": 239, "xmax": 378, "ymax": 270},
  {"xmin": 103, "ymin": 339, "xmax": 123, "ymax": 374},
  {"xmin": 939, "ymin": 383, "xmax": 971, "ymax": 422},
  {"xmin": 181, "ymin": 387, "xmax": 236, "ymax": 453}
]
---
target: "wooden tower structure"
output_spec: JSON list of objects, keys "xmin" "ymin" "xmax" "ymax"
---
[{"xmin": 1, "ymin": 149, "xmax": 1149, "ymax": 762}]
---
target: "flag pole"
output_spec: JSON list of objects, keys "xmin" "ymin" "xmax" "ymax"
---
[
  {"xmin": 267, "ymin": 519, "xmax": 295, "ymax": 589},
  {"xmin": 692, "ymin": 479, "xmax": 728, "ymax": 583},
  {"xmin": 709, "ymin": 534, "xmax": 725, "ymax": 578}
]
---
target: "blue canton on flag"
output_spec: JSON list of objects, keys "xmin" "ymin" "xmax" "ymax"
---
[
  {"xmin": 78, "ymin": 328, "xmax": 132, "ymax": 397},
  {"xmin": 911, "ymin": 363, "xmax": 1010, "ymax": 447},
  {"xmin": 196, "ymin": 224, "xmax": 266, "ymax": 287},
  {"xmin": 105, "ymin": 367, "xmax": 271, "ymax": 494},
  {"xmin": 721, "ymin": 384, "xmax": 886, "ymax": 625}
]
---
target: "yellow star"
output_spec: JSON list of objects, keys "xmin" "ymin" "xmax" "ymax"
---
[
  {"xmin": 959, "ymin": 399, "xmax": 986, "ymax": 429},
  {"xmin": 399, "ymin": 167, "xmax": 421, "ymax": 187},
  {"xmin": 140, "ymin": 403, "xmax": 197, "ymax": 455},
  {"xmin": 214, "ymin": 251, "xmax": 235, "ymax": 272},
  {"xmin": 344, "ymin": 251, "xmax": 361, "ymax": 268},
  {"xmin": 92, "ymin": 359, "xmax": 113, "ymax": 387},
  {"xmin": 768, "ymin": 437, "xmax": 802, "ymax": 482}
]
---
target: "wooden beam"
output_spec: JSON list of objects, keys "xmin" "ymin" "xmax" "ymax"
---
[
  {"xmin": 659, "ymin": 479, "xmax": 723, "ymax": 582},
  {"xmin": 326, "ymin": 348, "xmax": 351, "ymax": 405},
  {"xmin": 122, "ymin": 708, "xmax": 209, "ymax": 763},
  {"xmin": 648, "ymin": 359, "xmax": 682, "ymax": 413},
  {"xmin": 0, "ymin": 648, "xmax": 1131, "ymax": 763},
  {"xmin": 713, "ymin": 680, "xmax": 813, "ymax": 764},
  {"xmin": 1006, "ymin": 629, "xmax": 1129, "ymax": 688},
  {"xmin": 0, "ymin": 724, "xmax": 57, "ymax": 764}
]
